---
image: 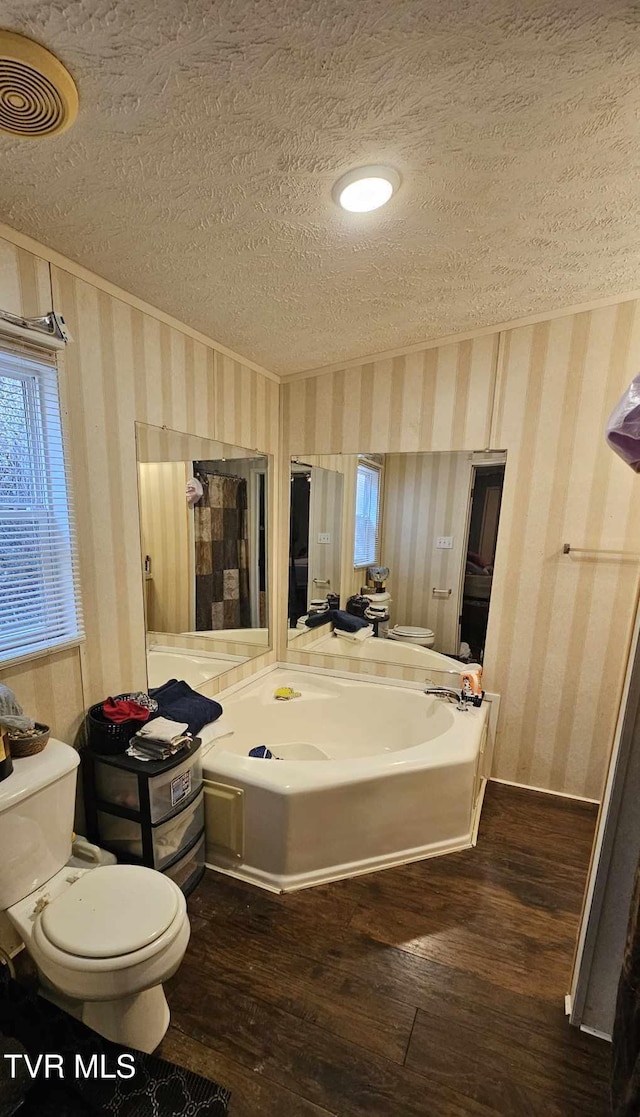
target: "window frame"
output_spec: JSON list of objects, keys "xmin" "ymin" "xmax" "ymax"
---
[
  {"xmin": 353, "ymin": 458, "xmax": 383, "ymax": 570},
  {"xmin": 0, "ymin": 340, "xmax": 83, "ymax": 668}
]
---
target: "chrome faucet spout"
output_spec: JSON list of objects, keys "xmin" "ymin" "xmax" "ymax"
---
[{"xmin": 423, "ymin": 685, "xmax": 470, "ymax": 711}]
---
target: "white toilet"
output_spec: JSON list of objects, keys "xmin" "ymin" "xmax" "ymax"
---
[
  {"xmin": 388, "ymin": 624, "xmax": 436, "ymax": 648},
  {"xmin": 0, "ymin": 739, "xmax": 190, "ymax": 1053}
]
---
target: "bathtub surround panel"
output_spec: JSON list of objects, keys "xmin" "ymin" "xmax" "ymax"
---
[{"xmin": 282, "ymin": 303, "xmax": 640, "ymax": 800}]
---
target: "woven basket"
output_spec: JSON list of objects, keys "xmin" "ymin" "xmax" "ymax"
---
[
  {"xmin": 7, "ymin": 723, "xmax": 50, "ymax": 758},
  {"xmin": 87, "ymin": 699, "xmax": 137, "ymax": 755}
]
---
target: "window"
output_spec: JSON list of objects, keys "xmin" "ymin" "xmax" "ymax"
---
[
  {"xmin": 353, "ymin": 460, "xmax": 382, "ymax": 568},
  {"xmin": 0, "ymin": 340, "xmax": 83, "ymax": 663}
]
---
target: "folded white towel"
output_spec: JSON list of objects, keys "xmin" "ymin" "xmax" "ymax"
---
[
  {"xmin": 334, "ymin": 625, "xmax": 374, "ymax": 643},
  {"xmin": 136, "ymin": 717, "xmax": 189, "ymax": 744}
]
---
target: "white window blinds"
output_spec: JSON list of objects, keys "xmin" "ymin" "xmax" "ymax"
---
[
  {"xmin": 354, "ymin": 461, "xmax": 382, "ymax": 568},
  {"xmin": 0, "ymin": 339, "xmax": 83, "ymax": 663}
]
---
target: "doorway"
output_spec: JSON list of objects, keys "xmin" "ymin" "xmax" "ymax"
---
[
  {"xmin": 288, "ymin": 468, "xmax": 311, "ymax": 626},
  {"xmin": 460, "ymin": 459, "xmax": 506, "ymax": 662}
]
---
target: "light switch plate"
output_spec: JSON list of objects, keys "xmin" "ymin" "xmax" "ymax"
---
[
  {"xmin": 317, "ymin": 533, "xmax": 331, "ymax": 544},
  {"xmin": 436, "ymin": 536, "xmax": 453, "ymax": 549}
]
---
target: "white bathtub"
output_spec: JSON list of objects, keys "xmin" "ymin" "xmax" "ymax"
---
[
  {"xmin": 200, "ymin": 668, "xmax": 490, "ymax": 892},
  {"xmin": 184, "ymin": 627, "xmax": 270, "ymax": 645},
  {"xmin": 293, "ymin": 628, "xmax": 477, "ymax": 671},
  {"xmin": 147, "ymin": 646, "xmax": 246, "ymax": 689}
]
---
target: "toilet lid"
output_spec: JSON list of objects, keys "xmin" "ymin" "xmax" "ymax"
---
[
  {"xmin": 40, "ymin": 865, "xmax": 179, "ymax": 959},
  {"xmin": 391, "ymin": 625, "xmax": 435, "ymax": 638}
]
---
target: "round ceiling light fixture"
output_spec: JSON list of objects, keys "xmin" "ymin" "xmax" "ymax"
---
[
  {"xmin": 332, "ymin": 165, "xmax": 401, "ymax": 213},
  {"xmin": 0, "ymin": 30, "xmax": 78, "ymax": 137}
]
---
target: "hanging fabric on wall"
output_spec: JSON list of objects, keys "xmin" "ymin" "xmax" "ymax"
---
[
  {"xmin": 606, "ymin": 373, "xmax": 640, "ymax": 472},
  {"xmin": 613, "ymin": 856, "xmax": 640, "ymax": 1115},
  {"xmin": 193, "ymin": 466, "xmax": 250, "ymax": 630}
]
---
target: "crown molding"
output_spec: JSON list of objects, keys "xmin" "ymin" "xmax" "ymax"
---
[
  {"xmin": 4, "ymin": 220, "xmax": 639, "ymax": 387},
  {"xmin": 281, "ymin": 288, "xmax": 640, "ymax": 382}
]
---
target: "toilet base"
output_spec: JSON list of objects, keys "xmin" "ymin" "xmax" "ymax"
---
[{"xmin": 82, "ymin": 985, "xmax": 171, "ymax": 1054}]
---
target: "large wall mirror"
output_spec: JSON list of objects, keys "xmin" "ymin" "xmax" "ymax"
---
[
  {"xmin": 136, "ymin": 423, "xmax": 270, "ymax": 688},
  {"xmin": 287, "ymin": 450, "xmax": 506, "ymax": 669}
]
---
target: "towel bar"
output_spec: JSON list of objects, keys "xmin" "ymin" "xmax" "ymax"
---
[{"xmin": 563, "ymin": 543, "xmax": 640, "ymax": 558}]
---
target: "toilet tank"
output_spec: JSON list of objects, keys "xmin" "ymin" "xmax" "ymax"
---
[{"xmin": 0, "ymin": 740, "xmax": 80, "ymax": 911}]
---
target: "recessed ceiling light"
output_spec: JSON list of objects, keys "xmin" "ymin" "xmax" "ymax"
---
[{"xmin": 332, "ymin": 166, "xmax": 401, "ymax": 213}]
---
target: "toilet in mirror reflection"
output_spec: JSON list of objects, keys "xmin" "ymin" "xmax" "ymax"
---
[
  {"xmin": 136, "ymin": 423, "xmax": 271, "ymax": 688},
  {"xmin": 287, "ymin": 450, "xmax": 506, "ymax": 668}
]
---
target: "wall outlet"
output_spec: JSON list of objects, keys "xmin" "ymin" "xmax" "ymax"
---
[
  {"xmin": 317, "ymin": 533, "xmax": 331, "ymax": 544},
  {"xmin": 436, "ymin": 536, "xmax": 453, "ymax": 549}
]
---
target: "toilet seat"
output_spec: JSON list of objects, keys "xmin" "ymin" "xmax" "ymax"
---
[
  {"xmin": 389, "ymin": 625, "xmax": 435, "ymax": 646},
  {"xmin": 32, "ymin": 865, "xmax": 187, "ymax": 974},
  {"xmin": 40, "ymin": 865, "xmax": 179, "ymax": 959}
]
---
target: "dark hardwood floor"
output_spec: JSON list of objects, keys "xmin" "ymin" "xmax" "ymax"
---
[{"xmin": 159, "ymin": 782, "xmax": 611, "ymax": 1116}]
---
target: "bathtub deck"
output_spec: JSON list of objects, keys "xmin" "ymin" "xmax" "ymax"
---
[{"xmin": 160, "ymin": 782, "xmax": 610, "ymax": 1116}]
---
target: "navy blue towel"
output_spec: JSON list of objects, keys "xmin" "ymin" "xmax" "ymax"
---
[
  {"xmin": 148, "ymin": 679, "xmax": 223, "ymax": 736},
  {"xmin": 305, "ymin": 609, "xmax": 370, "ymax": 632},
  {"xmin": 305, "ymin": 609, "xmax": 333, "ymax": 629},
  {"xmin": 331, "ymin": 609, "xmax": 371, "ymax": 632}
]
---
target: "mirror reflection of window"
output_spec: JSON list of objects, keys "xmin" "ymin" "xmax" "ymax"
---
[{"xmin": 354, "ymin": 459, "xmax": 382, "ymax": 568}]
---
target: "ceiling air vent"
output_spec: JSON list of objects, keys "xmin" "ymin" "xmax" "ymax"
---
[{"xmin": 0, "ymin": 30, "xmax": 78, "ymax": 137}]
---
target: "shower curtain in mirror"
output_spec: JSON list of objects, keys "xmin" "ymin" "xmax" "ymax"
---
[{"xmin": 194, "ymin": 467, "xmax": 250, "ymax": 630}]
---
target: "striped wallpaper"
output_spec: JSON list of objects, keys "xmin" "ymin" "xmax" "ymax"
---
[
  {"xmin": 283, "ymin": 333, "xmax": 499, "ymax": 456},
  {"xmin": 0, "ymin": 234, "xmax": 279, "ymax": 745},
  {"xmin": 138, "ymin": 460, "xmax": 192, "ymax": 635},
  {"xmin": 382, "ymin": 452, "xmax": 473, "ymax": 654},
  {"xmin": 0, "ymin": 240, "xmax": 86, "ymax": 744},
  {"xmin": 52, "ymin": 264, "xmax": 279, "ymax": 713},
  {"xmin": 307, "ymin": 464, "xmax": 344, "ymax": 605},
  {"xmin": 2, "ymin": 225, "xmax": 640, "ymax": 801},
  {"xmin": 281, "ymin": 309, "xmax": 640, "ymax": 800},
  {"xmin": 485, "ymin": 305, "xmax": 640, "ymax": 799}
]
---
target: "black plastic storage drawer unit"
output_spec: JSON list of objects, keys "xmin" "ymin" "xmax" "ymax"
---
[{"xmin": 84, "ymin": 739, "xmax": 205, "ymax": 896}]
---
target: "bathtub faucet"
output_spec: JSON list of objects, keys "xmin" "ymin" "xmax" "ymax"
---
[{"xmin": 423, "ymin": 685, "xmax": 472, "ymax": 712}]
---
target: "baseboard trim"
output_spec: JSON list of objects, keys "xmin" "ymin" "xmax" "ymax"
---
[
  {"xmin": 205, "ymin": 836, "xmax": 474, "ymax": 894},
  {"xmin": 580, "ymin": 1024, "xmax": 612, "ymax": 1043},
  {"xmin": 489, "ymin": 777, "xmax": 599, "ymax": 806}
]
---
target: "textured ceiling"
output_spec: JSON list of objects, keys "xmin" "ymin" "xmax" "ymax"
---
[{"xmin": 0, "ymin": 1, "xmax": 639, "ymax": 375}]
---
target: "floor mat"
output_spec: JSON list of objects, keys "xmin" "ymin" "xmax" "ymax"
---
[{"xmin": 0, "ymin": 967, "xmax": 230, "ymax": 1116}]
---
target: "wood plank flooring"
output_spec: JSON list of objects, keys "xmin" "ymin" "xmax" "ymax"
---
[{"xmin": 159, "ymin": 782, "xmax": 611, "ymax": 1116}]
